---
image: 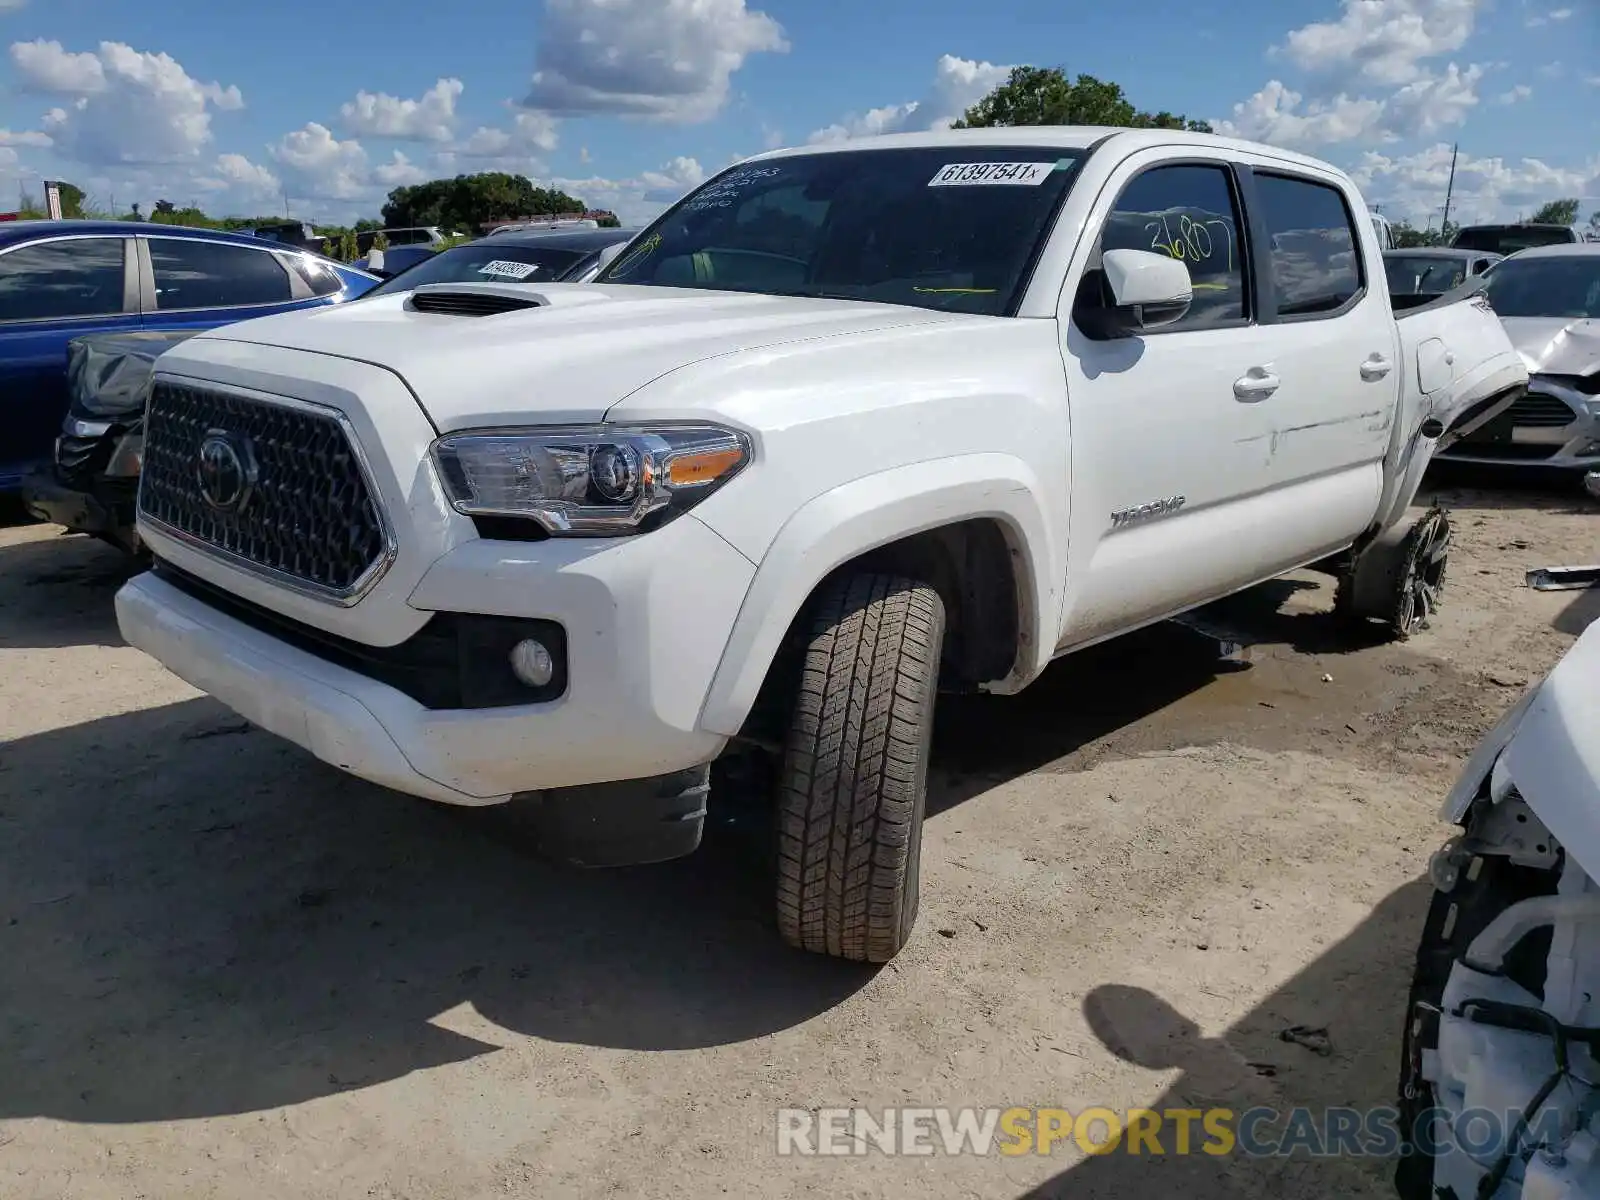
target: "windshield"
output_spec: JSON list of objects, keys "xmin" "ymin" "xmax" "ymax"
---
[
  {"xmin": 368, "ymin": 242, "xmax": 591, "ymax": 296},
  {"xmin": 1384, "ymin": 256, "xmax": 1468, "ymax": 295},
  {"xmin": 1453, "ymin": 226, "xmax": 1575, "ymax": 254},
  {"xmin": 595, "ymin": 147, "xmax": 1087, "ymax": 315},
  {"xmin": 1481, "ymin": 256, "xmax": 1600, "ymax": 319}
]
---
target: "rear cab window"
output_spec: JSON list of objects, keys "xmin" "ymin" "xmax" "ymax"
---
[{"xmin": 1253, "ymin": 173, "xmax": 1365, "ymax": 318}]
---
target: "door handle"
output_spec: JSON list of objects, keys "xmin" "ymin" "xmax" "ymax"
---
[
  {"xmin": 1233, "ymin": 369, "xmax": 1280, "ymax": 401},
  {"xmin": 1360, "ymin": 355, "xmax": 1393, "ymax": 382}
]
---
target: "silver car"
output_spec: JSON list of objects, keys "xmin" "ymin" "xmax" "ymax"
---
[{"xmin": 1436, "ymin": 243, "xmax": 1600, "ymax": 476}]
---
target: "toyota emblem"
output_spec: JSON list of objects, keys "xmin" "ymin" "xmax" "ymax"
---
[{"xmin": 196, "ymin": 429, "xmax": 259, "ymax": 513}]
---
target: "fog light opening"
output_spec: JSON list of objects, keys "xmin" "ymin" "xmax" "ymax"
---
[{"xmin": 509, "ymin": 638, "xmax": 555, "ymax": 688}]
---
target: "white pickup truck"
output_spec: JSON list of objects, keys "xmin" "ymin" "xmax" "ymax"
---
[{"xmin": 114, "ymin": 128, "xmax": 1526, "ymax": 963}]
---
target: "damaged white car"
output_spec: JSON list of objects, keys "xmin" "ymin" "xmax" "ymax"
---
[{"xmin": 1398, "ymin": 615, "xmax": 1600, "ymax": 1198}]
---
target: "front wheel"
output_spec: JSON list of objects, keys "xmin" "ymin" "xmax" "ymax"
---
[{"xmin": 774, "ymin": 573, "xmax": 945, "ymax": 963}]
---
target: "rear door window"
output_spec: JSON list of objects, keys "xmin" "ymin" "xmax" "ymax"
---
[
  {"xmin": 1254, "ymin": 174, "xmax": 1365, "ymax": 317},
  {"xmin": 149, "ymin": 239, "xmax": 295, "ymax": 309},
  {"xmin": 0, "ymin": 238, "xmax": 128, "ymax": 320}
]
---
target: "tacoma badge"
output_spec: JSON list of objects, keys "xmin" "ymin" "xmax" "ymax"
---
[{"xmin": 1110, "ymin": 496, "xmax": 1187, "ymax": 528}]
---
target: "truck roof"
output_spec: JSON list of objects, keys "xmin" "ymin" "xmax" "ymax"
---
[{"xmin": 745, "ymin": 127, "xmax": 1358, "ymax": 183}]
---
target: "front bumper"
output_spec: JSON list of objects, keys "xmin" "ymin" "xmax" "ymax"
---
[
  {"xmin": 1438, "ymin": 380, "xmax": 1600, "ymax": 469},
  {"xmin": 115, "ymin": 512, "xmax": 754, "ymax": 806}
]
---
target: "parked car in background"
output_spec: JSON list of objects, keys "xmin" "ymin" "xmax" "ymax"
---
[
  {"xmin": 352, "ymin": 243, "xmax": 437, "ymax": 279},
  {"xmin": 362, "ymin": 226, "xmax": 638, "ymax": 295},
  {"xmin": 12, "ymin": 222, "xmax": 376, "ymax": 527},
  {"xmin": 355, "ymin": 227, "xmax": 448, "ymax": 255},
  {"xmin": 1435, "ymin": 243, "xmax": 1600, "ymax": 477},
  {"xmin": 1370, "ymin": 211, "xmax": 1395, "ymax": 250},
  {"xmin": 1383, "ymin": 247, "xmax": 1502, "ymax": 300},
  {"xmin": 1451, "ymin": 222, "xmax": 1583, "ymax": 255},
  {"xmin": 487, "ymin": 218, "xmax": 600, "ymax": 236}
]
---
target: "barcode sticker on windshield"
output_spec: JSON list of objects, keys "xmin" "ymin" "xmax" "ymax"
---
[
  {"xmin": 928, "ymin": 162, "xmax": 1055, "ymax": 187},
  {"xmin": 478, "ymin": 260, "xmax": 539, "ymax": 280}
]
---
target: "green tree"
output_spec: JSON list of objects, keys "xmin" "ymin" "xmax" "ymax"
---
[
  {"xmin": 952, "ymin": 66, "xmax": 1213, "ymax": 133},
  {"xmin": 1390, "ymin": 219, "xmax": 1457, "ymax": 248},
  {"xmin": 57, "ymin": 181, "xmax": 87, "ymax": 218},
  {"xmin": 1529, "ymin": 198, "xmax": 1580, "ymax": 225},
  {"xmin": 381, "ymin": 172, "xmax": 586, "ymax": 234},
  {"xmin": 1589, "ymin": 210, "xmax": 1600, "ymax": 236}
]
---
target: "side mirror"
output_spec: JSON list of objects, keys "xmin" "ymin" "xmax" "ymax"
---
[
  {"xmin": 367, "ymin": 248, "xmax": 386, "ymax": 275},
  {"xmin": 1100, "ymin": 248, "xmax": 1192, "ymax": 332},
  {"xmin": 593, "ymin": 241, "xmax": 628, "ymax": 272}
]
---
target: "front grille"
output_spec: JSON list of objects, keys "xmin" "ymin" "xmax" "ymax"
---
[
  {"xmin": 408, "ymin": 290, "xmax": 541, "ymax": 317},
  {"xmin": 1509, "ymin": 391, "xmax": 1578, "ymax": 428},
  {"xmin": 139, "ymin": 382, "xmax": 388, "ymax": 597},
  {"xmin": 1439, "ymin": 440, "xmax": 1559, "ymax": 461}
]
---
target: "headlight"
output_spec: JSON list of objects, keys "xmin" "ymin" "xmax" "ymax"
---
[{"xmin": 432, "ymin": 423, "xmax": 752, "ymax": 536}]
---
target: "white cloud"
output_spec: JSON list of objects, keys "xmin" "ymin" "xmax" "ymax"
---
[
  {"xmin": 340, "ymin": 78, "xmax": 462, "ymax": 143},
  {"xmin": 457, "ymin": 109, "xmax": 559, "ymax": 157},
  {"xmin": 1495, "ymin": 84, "xmax": 1533, "ymax": 104},
  {"xmin": 1278, "ymin": 0, "xmax": 1485, "ymax": 86},
  {"xmin": 373, "ymin": 150, "xmax": 429, "ymax": 187},
  {"xmin": 1215, "ymin": 63, "xmax": 1480, "ymax": 147},
  {"xmin": 524, "ymin": 0, "xmax": 788, "ymax": 122},
  {"xmin": 0, "ymin": 0, "xmax": 29, "ymax": 10},
  {"xmin": 1526, "ymin": 6, "xmax": 1573, "ymax": 25},
  {"xmin": 10, "ymin": 40, "xmax": 244, "ymax": 165},
  {"xmin": 187, "ymin": 153, "xmax": 283, "ymax": 214},
  {"xmin": 808, "ymin": 54, "xmax": 1012, "ymax": 143},
  {"xmin": 11, "ymin": 39, "xmax": 104, "ymax": 92},
  {"xmin": 639, "ymin": 155, "xmax": 705, "ymax": 201},
  {"xmin": 0, "ymin": 127, "xmax": 52, "ymax": 147},
  {"xmin": 549, "ymin": 156, "xmax": 712, "ymax": 224},
  {"xmin": 1381, "ymin": 62, "xmax": 1482, "ymax": 135},
  {"xmin": 1352, "ymin": 143, "xmax": 1600, "ymax": 225},
  {"xmin": 1214, "ymin": 82, "xmax": 1383, "ymax": 146},
  {"xmin": 269, "ymin": 122, "xmax": 371, "ymax": 201}
]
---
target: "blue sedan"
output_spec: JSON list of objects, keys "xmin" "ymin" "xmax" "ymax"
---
[{"xmin": 0, "ymin": 220, "xmax": 376, "ymax": 493}]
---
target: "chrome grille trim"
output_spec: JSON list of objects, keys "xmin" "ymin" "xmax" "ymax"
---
[{"xmin": 136, "ymin": 376, "xmax": 397, "ymax": 607}]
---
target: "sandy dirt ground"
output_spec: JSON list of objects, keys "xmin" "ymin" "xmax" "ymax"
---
[{"xmin": 1, "ymin": 473, "xmax": 1596, "ymax": 1200}]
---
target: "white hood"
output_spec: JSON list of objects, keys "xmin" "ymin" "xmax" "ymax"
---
[
  {"xmin": 1501, "ymin": 316, "xmax": 1600, "ymax": 378},
  {"xmin": 192, "ymin": 283, "xmax": 966, "ymax": 431}
]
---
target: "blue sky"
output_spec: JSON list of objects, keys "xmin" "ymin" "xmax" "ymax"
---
[{"xmin": 0, "ymin": 0, "xmax": 1595, "ymax": 228}]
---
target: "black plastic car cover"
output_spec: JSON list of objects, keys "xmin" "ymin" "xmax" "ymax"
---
[{"xmin": 66, "ymin": 330, "xmax": 202, "ymax": 419}]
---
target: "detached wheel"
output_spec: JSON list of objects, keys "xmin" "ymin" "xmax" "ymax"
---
[
  {"xmin": 775, "ymin": 573, "xmax": 945, "ymax": 963},
  {"xmin": 1336, "ymin": 505, "xmax": 1451, "ymax": 641}
]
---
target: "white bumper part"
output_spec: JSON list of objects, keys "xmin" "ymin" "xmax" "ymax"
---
[{"xmin": 116, "ymin": 514, "xmax": 752, "ymax": 804}]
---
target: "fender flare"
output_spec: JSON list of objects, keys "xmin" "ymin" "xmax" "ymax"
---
[{"xmin": 696, "ymin": 454, "xmax": 1062, "ymax": 737}]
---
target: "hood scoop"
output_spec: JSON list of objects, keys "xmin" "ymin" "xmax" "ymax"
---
[
  {"xmin": 406, "ymin": 281, "xmax": 618, "ymax": 318},
  {"xmin": 408, "ymin": 283, "xmax": 544, "ymax": 317}
]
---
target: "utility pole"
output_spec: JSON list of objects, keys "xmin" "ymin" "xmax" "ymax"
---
[
  {"xmin": 283, "ymin": 184, "xmax": 291, "ymax": 219},
  {"xmin": 1440, "ymin": 142, "xmax": 1459, "ymax": 235}
]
